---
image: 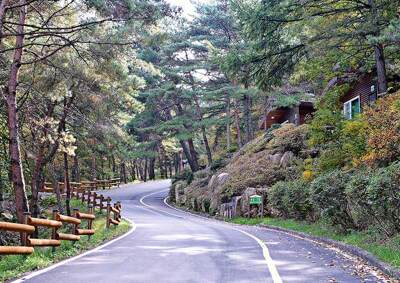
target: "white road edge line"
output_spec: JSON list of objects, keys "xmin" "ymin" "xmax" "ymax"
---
[
  {"xmin": 139, "ymin": 189, "xmax": 184, "ymax": 219},
  {"xmin": 140, "ymin": 190, "xmax": 282, "ymax": 283},
  {"xmin": 12, "ymin": 217, "xmax": 137, "ymax": 283},
  {"xmin": 162, "ymin": 197, "xmax": 283, "ymax": 283}
]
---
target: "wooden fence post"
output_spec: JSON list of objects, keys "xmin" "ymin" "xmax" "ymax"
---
[
  {"xmin": 22, "ymin": 212, "xmax": 31, "ymax": 246},
  {"xmin": 73, "ymin": 208, "xmax": 80, "ymax": 237},
  {"xmin": 52, "ymin": 210, "xmax": 58, "ymax": 252},
  {"xmin": 106, "ymin": 198, "xmax": 111, "ymax": 229},
  {"xmin": 87, "ymin": 190, "xmax": 91, "ymax": 206}
]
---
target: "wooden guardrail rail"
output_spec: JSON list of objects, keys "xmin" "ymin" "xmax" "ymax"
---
[
  {"xmin": 106, "ymin": 198, "xmax": 121, "ymax": 228},
  {"xmin": 75, "ymin": 206, "xmax": 95, "ymax": 237},
  {"xmin": 54, "ymin": 210, "xmax": 81, "ymax": 241},
  {"xmin": 25, "ymin": 213, "xmax": 62, "ymax": 247},
  {"xmin": 0, "ymin": 222, "xmax": 35, "ymax": 255}
]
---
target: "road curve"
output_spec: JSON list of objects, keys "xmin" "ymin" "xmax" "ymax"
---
[{"xmin": 16, "ymin": 180, "xmax": 387, "ymax": 283}]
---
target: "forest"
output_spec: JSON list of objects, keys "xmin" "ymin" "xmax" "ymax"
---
[{"xmin": 1, "ymin": 0, "xmax": 400, "ymax": 275}]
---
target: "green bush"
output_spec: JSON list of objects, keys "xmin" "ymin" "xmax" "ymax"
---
[
  {"xmin": 310, "ymin": 170, "xmax": 355, "ymax": 231},
  {"xmin": 366, "ymin": 162, "xmax": 400, "ymax": 236},
  {"xmin": 269, "ymin": 180, "xmax": 313, "ymax": 220},
  {"xmin": 172, "ymin": 169, "xmax": 193, "ymax": 185}
]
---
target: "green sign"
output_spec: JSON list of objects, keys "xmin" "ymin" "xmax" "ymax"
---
[{"xmin": 250, "ymin": 195, "xmax": 262, "ymax": 205}]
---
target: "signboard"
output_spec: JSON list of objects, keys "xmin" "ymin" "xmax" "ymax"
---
[{"xmin": 249, "ymin": 195, "xmax": 262, "ymax": 205}]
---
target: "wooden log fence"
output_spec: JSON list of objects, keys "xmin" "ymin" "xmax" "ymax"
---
[
  {"xmin": 106, "ymin": 198, "xmax": 122, "ymax": 228},
  {"xmin": 0, "ymin": 222, "xmax": 35, "ymax": 255},
  {"xmin": 40, "ymin": 178, "xmax": 121, "ymax": 194},
  {"xmin": 1, "ymin": 178, "xmax": 123, "ymax": 256}
]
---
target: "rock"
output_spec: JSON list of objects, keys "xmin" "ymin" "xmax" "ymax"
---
[
  {"xmin": 280, "ymin": 151, "xmax": 294, "ymax": 167},
  {"xmin": 217, "ymin": 173, "xmax": 229, "ymax": 186},
  {"xmin": 209, "ymin": 173, "xmax": 230, "ymax": 213},
  {"xmin": 1, "ymin": 211, "xmax": 13, "ymax": 221},
  {"xmin": 270, "ymin": 153, "xmax": 282, "ymax": 165},
  {"xmin": 208, "ymin": 175, "xmax": 217, "ymax": 190}
]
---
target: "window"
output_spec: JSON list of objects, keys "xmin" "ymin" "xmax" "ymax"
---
[{"xmin": 344, "ymin": 96, "xmax": 360, "ymax": 119}]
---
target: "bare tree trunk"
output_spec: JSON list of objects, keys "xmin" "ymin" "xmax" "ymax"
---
[
  {"xmin": 120, "ymin": 162, "xmax": 127, "ymax": 183},
  {"xmin": 368, "ymin": 0, "xmax": 388, "ymax": 94},
  {"xmin": 91, "ymin": 154, "xmax": 96, "ymax": 180},
  {"xmin": 5, "ymin": 0, "xmax": 28, "ymax": 223},
  {"xmin": 233, "ymin": 99, "xmax": 243, "ymax": 148},
  {"xmin": 143, "ymin": 158, "xmax": 148, "ymax": 182},
  {"xmin": 64, "ymin": 153, "xmax": 71, "ymax": 216},
  {"xmin": 71, "ymin": 155, "xmax": 80, "ymax": 182},
  {"xmin": 226, "ymin": 93, "xmax": 231, "ymax": 151},
  {"xmin": 179, "ymin": 140, "xmax": 198, "ymax": 172},
  {"xmin": 48, "ymin": 163, "xmax": 63, "ymax": 213},
  {"xmin": 31, "ymin": 149, "xmax": 44, "ymax": 218}
]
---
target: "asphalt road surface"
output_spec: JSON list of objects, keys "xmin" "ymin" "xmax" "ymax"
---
[{"xmin": 16, "ymin": 180, "xmax": 389, "ymax": 283}]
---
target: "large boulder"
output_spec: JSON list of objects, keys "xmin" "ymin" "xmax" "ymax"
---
[
  {"xmin": 209, "ymin": 173, "xmax": 230, "ymax": 214},
  {"xmin": 269, "ymin": 153, "xmax": 282, "ymax": 166},
  {"xmin": 280, "ymin": 151, "xmax": 294, "ymax": 168}
]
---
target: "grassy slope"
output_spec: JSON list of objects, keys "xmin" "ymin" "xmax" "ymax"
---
[
  {"xmin": 0, "ymin": 199, "xmax": 131, "ymax": 282},
  {"xmin": 230, "ymin": 217, "xmax": 400, "ymax": 268}
]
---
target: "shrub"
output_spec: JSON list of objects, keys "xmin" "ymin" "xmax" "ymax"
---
[
  {"xmin": 345, "ymin": 170, "xmax": 372, "ymax": 230},
  {"xmin": 269, "ymin": 180, "xmax": 313, "ymax": 220},
  {"xmin": 310, "ymin": 170, "xmax": 355, "ymax": 231},
  {"xmin": 172, "ymin": 168, "xmax": 193, "ymax": 185},
  {"xmin": 365, "ymin": 162, "xmax": 400, "ymax": 236},
  {"xmin": 269, "ymin": 124, "xmax": 309, "ymax": 154},
  {"xmin": 362, "ymin": 92, "xmax": 400, "ymax": 166}
]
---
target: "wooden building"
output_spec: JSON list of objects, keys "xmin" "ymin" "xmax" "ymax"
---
[
  {"xmin": 259, "ymin": 100, "xmax": 315, "ymax": 130},
  {"xmin": 340, "ymin": 73, "xmax": 378, "ymax": 119}
]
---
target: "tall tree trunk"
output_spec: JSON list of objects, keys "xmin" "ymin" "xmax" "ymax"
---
[
  {"xmin": 48, "ymin": 163, "xmax": 63, "ymax": 214},
  {"xmin": 5, "ymin": 0, "xmax": 28, "ymax": 223},
  {"xmin": 31, "ymin": 149, "xmax": 45, "ymax": 218},
  {"xmin": 143, "ymin": 158, "xmax": 148, "ymax": 182},
  {"xmin": 226, "ymin": 93, "xmax": 231, "ymax": 151},
  {"xmin": 193, "ymin": 96, "xmax": 212, "ymax": 166},
  {"xmin": 148, "ymin": 158, "xmax": 155, "ymax": 180},
  {"xmin": 111, "ymin": 155, "xmax": 116, "ymax": 174},
  {"xmin": 129, "ymin": 160, "xmax": 136, "ymax": 181},
  {"xmin": 368, "ymin": 0, "xmax": 388, "ymax": 94},
  {"xmin": 0, "ymin": 166, "xmax": 3, "ymax": 201},
  {"xmin": 243, "ymin": 93, "xmax": 253, "ymax": 144},
  {"xmin": 179, "ymin": 140, "xmax": 198, "ymax": 172},
  {"xmin": 187, "ymin": 139, "xmax": 199, "ymax": 170},
  {"xmin": 374, "ymin": 44, "xmax": 388, "ymax": 94},
  {"xmin": 174, "ymin": 153, "xmax": 179, "ymax": 175},
  {"xmin": 120, "ymin": 162, "xmax": 127, "ymax": 183},
  {"xmin": 71, "ymin": 155, "xmax": 80, "ymax": 182},
  {"xmin": 91, "ymin": 154, "xmax": 96, "ymax": 180},
  {"xmin": 64, "ymin": 153, "xmax": 71, "ymax": 216},
  {"xmin": 233, "ymin": 99, "xmax": 243, "ymax": 148}
]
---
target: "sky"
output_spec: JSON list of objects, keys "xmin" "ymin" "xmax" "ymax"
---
[{"xmin": 166, "ymin": 0, "xmax": 212, "ymax": 18}]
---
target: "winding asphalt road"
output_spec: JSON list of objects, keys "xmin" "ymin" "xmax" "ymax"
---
[{"xmin": 15, "ymin": 181, "xmax": 389, "ymax": 283}]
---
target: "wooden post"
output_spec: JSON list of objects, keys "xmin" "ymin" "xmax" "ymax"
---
[
  {"xmin": 99, "ymin": 195, "xmax": 104, "ymax": 212},
  {"xmin": 92, "ymin": 192, "xmax": 97, "ymax": 209},
  {"xmin": 88, "ymin": 205, "xmax": 93, "ymax": 240},
  {"xmin": 261, "ymin": 196, "xmax": 264, "ymax": 218},
  {"xmin": 106, "ymin": 198, "xmax": 111, "ymax": 229},
  {"xmin": 87, "ymin": 190, "xmax": 91, "ymax": 206},
  {"xmin": 52, "ymin": 210, "xmax": 58, "ymax": 252},
  {"xmin": 22, "ymin": 212, "xmax": 31, "ymax": 246},
  {"xmin": 73, "ymin": 208, "xmax": 79, "ymax": 233}
]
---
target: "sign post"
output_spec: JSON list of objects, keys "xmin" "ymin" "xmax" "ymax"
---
[{"xmin": 249, "ymin": 194, "xmax": 263, "ymax": 218}]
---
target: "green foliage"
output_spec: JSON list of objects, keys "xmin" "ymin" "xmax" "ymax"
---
[
  {"xmin": 172, "ymin": 169, "xmax": 193, "ymax": 185},
  {"xmin": 269, "ymin": 180, "xmax": 313, "ymax": 220},
  {"xmin": 310, "ymin": 170, "xmax": 355, "ymax": 232}
]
